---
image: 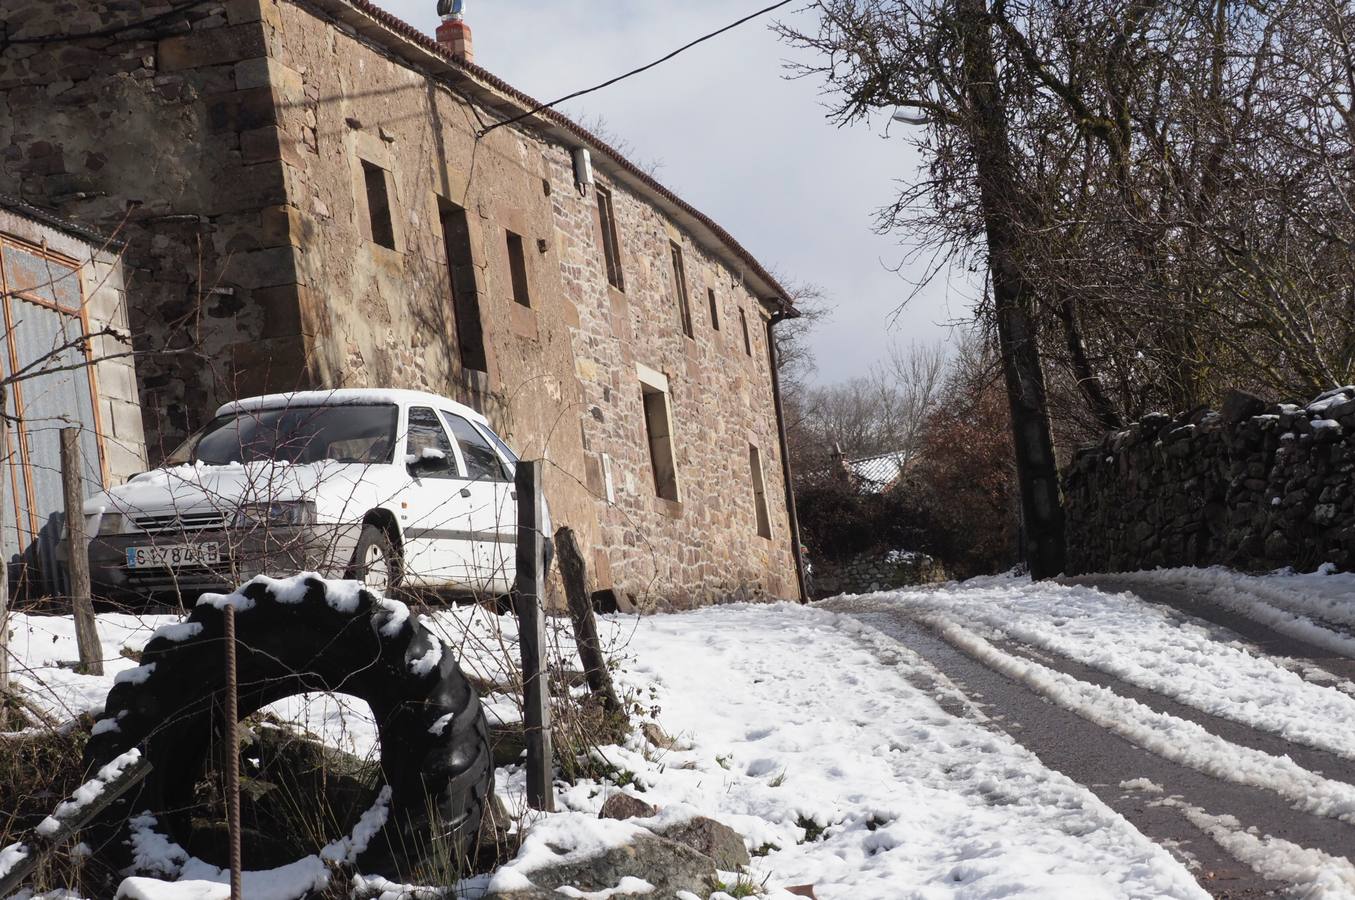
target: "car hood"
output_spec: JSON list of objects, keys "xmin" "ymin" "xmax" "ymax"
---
[{"xmin": 85, "ymin": 460, "xmax": 373, "ymax": 520}]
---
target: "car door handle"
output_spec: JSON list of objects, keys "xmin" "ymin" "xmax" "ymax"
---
[{"xmin": 460, "ymin": 488, "xmax": 472, "ymax": 498}]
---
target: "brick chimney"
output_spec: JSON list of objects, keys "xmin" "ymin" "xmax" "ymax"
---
[{"xmin": 436, "ymin": 9, "xmax": 474, "ymax": 64}]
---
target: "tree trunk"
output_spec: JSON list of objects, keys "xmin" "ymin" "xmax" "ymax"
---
[
  {"xmin": 1053, "ymin": 292, "xmax": 1123, "ymax": 431},
  {"xmin": 957, "ymin": 0, "xmax": 1067, "ymax": 579}
]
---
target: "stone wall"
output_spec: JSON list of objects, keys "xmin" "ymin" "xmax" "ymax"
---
[
  {"xmin": 0, "ymin": 0, "xmax": 307, "ymax": 459},
  {"xmin": 811, "ymin": 550, "xmax": 946, "ymax": 599},
  {"xmin": 0, "ymin": 0, "xmax": 799, "ymax": 607},
  {"xmin": 1063, "ymin": 388, "xmax": 1355, "ymax": 574}
]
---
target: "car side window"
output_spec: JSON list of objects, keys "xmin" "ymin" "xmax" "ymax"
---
[
  {"xmin": 406, "ymin": 407, "xmax": 459, "ymax": 477},
  {"xmin": 441, "ymin": 411, "xmax": 508, "ymax": 482}
]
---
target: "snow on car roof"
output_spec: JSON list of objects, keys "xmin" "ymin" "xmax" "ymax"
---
[{"xmin": 215, "ymin": 389, "xmax": 487, "ymax": 424}]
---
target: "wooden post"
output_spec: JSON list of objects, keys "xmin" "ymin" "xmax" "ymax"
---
[
  {"xmin": 513, "ymin": 460, "xmax": 554, "ymax": 812},
  {"xmin": 60, "ymin": 427, "xmax": 101, "ymax": 677},
  {"xmin": 554, "ymin": 527, "xmax": 624, "ymax": 718},
  {"xmin": 0, "ymin": 389, "xmax": 10, "ymax": 728},
  {"xmin": 223, "ymin": 604, "xmax": 242, "ymax": 900}
]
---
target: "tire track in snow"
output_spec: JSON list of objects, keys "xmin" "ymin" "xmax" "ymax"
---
[
  {"xmin": 919, "ymin": 612, "xmax": 1355, "ymax": 827},
  {"xmin": 1147, "ymin": 798, "xmax": 1355, "ymax": 899},
  {"xmin": 985, "ymin": 636, "xmax": 1355, "ymax": 791}
]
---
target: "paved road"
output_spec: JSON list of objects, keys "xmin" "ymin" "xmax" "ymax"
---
[{"xmin": 823, "ymin": 579, "xmax": 1355, "ymax": 899}]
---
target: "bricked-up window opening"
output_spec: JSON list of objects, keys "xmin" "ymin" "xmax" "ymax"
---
[
  {"xmin": 739, "ymin": 308, "xmax": 753, "ymax": 356},
  {"xmin": 749, "ymin": 444, "xmax": 772, "ymax": 538},
  {"xmin": 362, "ymin": 160, "xmax": 396, "ymax": 250},
  {"xmin": 506, "ymin": 230, "xmax": 531, "ymax": 307},
  {"xmin": 670, "ymin": 241, "xmax": 693, "ymax": 338},
  {"xmin": 639, "ymin": 368, "xmax": 680, "ymax": 502},
  {"xmin": 439, "ymin": 199, "xmax": 487, "ymax": 373},
  {"xmin": 707, "ymin": 288, "xmax": 720, "ymax": 331},
  {"xmin": 597, "ymin": 185, "xmax": 625, "ymax": 291}
]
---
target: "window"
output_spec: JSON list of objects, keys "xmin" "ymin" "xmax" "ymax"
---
[
  {"xmin": 597, "ymin": 185, "xmax": 625, "ymax": 291},
  {"xmin": 439, "ymin": 199, "xmax": 487, "ymax": 372},
  {"xmin": 362, "ymin": 160, "xmax": 396, "ymax": 250},
  {"xmin": 506, "ymin": 230, "xmax": 531, "ymax": 307},
  {"xmin": 707, "ymin": 288, "xmax": 720, "ymax": 331},
  {"xmin": 739, "ymin": 308, "xmax": 753, "ymax": 356},
  {"xmin": 405, "ymin": 406, "xmax": 457, "ymax": 477},
  {"xmin": 441, "ymin": 410, "xmax": 509, "ymax": 482},
  {"xmin": 638, "ymin": 366, "xmax": 679, "ymax": 502},
  {"xmin": 749, "ymin": 444, "xmax": 772, "ymax": 539},
  {"xmin": 670, "ymin": 241, "xmax": 693, "ymax": 338}
]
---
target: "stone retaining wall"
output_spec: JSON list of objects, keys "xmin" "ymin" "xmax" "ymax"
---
[
  {"xmin": 811, "ymin": 550, "xmax": 946, "ymax": 599},
  {"xmin": 1062, "ymin": 387, "xmax": 1355, "ymax": 574}
]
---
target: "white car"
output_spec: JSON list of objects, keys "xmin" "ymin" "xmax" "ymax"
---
[{"xmin": 82, "ymin": 389, "xmax": 534, "ymax": 600}]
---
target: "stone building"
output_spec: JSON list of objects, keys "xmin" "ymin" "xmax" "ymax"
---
[
  {"xmin": 0, "ymin": 0, "xmax": 805, "ymax": 606},
  {"xmin": 0, "ymin": 195, "xmax": 147, "ymax": 592}
]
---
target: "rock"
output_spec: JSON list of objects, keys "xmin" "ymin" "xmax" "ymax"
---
[
  {"xmin": 1220, "ymin": 389, "xmax": 1267, "ymax": 425},
  {"xmin": 486, "ymin": 832, "xmax": 716, "ymax": 899},
  {"xmin": 653, "ymin": 815, "xmax": 751, "ymax": 871},
  {"xmin": 786, "ymin": 886, "xmax": 820, "ymax": 899},
  {"xmin": 599, "ymin": 791, "xmax": 659, "ymax": 821},
  {"xmin": 641, "ymin": 722, "xmax": 677, "ymax": 749}
]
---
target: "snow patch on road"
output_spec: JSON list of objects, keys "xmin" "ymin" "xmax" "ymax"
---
[
  {"xmin": 913, "ymin": 611, "xmax": 1355, "ymax": 825},
  {"xmin": 845, "ymin": 576, "xmax": 1355, "ymax": 761},
  {"xmin": 1158, "ymin": 799, "xmax": 1355, "ymax": 898}
]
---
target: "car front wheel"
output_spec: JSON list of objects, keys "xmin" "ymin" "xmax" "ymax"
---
[{"xmin": 351, "ymin": 523, "xmax": 400, "ymax": 593}]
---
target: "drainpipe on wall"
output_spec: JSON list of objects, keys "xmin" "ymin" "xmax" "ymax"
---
[{"xmin": 766, "ymin": 303, "xmax": 810, "ymax": 605}]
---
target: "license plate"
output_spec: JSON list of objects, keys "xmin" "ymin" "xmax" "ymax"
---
[{"xmin": 125, "ymin": 542, "xmax": 221, "ymax": 569}]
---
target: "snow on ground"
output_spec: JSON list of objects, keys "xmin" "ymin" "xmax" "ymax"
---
[
  {"xmin": 842, "ymin": 574, "xmax": 1355, "ymax": 762},
  {"xmin": 1, "ymin": 587, "xmax": 1210, "ymax": 899},
  {"xmin": 1119, "ymin": 565, "xmax": 1355, "ymax": 655},
  {"xmin": 507, "ymin": 603, "xmax": 1207, "ymax": 900}
]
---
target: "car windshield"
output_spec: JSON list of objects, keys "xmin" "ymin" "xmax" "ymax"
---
[{"xmin": 168, "ymin": 404, "xmax": 399, "ymax": 466}]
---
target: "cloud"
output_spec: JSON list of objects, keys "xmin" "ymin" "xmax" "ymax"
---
[{"xmin": 381, "ymin": 0, "xmax": 970, "ymax": 383}]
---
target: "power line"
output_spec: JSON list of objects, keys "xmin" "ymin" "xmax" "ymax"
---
[{"xmin": 479, "ymin": 0, "xmax": 796, "ymax": 137}]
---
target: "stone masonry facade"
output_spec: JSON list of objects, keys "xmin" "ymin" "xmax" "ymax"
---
[
  {"xmin": 1063, "ymin": 387, "xmax": 1355, "ymax": 575},
  {"xmin": 0, "ymin": 0, "xmax": 800, "ymax": 607}
]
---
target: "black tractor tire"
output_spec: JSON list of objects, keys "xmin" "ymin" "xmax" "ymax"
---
[
  {"xmin": 80, "ymin": 575, "xmax": 491, "ymax": 882},
  {"xmin": 349, "ymin": 523, "xmax": 402, "ymax": 592}
]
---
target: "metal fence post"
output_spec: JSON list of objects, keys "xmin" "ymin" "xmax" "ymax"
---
[
  {"xmin": 60, "ymin": 427, "xmax": 101, "ymax": 676},
  {"xmin": 513, "ymin": 460, "xmax": 554, "ymax": 811}
]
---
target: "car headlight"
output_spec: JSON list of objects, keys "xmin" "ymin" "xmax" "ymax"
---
[
  {"xmin": 232, "ymin": 501, "xmax": 316, "ymax": 529},
  {"xmin": 97, "ymin": 513, "xmax": 125, "ymax": 536}
]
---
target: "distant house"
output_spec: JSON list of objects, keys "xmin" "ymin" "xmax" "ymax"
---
[
  {"xmin": 0, "ymin": 196, "xmax": 146, "ymax": 594},
  {"xmin": 0, "ymin": 0, "xmax": 805, "ymax": 607},
  {"xmin": 842, "ymin": 450, "xmax": 911, "ymax": 495}
]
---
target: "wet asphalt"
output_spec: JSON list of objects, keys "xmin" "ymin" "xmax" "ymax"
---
[{"xmin": 822, "ymin": 580, "xmax": 1355, "ymax": 899}]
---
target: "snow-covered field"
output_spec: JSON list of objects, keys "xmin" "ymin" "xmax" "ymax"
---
[{"xmin": 0, "ymin": 576, "xmax": 1217, "ymax": 899}]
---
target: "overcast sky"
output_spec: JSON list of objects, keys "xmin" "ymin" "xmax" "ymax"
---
[{"xmin": 380, "ymin": 0, "xmax": 972, "ymax": 385}]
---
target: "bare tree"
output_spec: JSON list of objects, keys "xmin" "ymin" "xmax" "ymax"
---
[{"xmin": 779, "ymin": 0, "xmax": 1068, "ymax": 577}]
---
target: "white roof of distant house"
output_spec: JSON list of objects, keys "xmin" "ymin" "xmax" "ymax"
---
[{"xmin": 845, "ymin": 451, "xmax": 910, "ymax": 494}]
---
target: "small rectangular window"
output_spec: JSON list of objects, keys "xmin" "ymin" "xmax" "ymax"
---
[
  {"xmin": 439, "ymin": 198, "xmax": 487, "ymax": 372},
  {"xmin": 749, "ymin": 444, "xmax": 771, "ymax": 539},
  {"xmin": 670, "ymin": 241, "xmax": 693, "ymax": 339},
  {"xmin": 507, "ymin": 230, "xmax": 531, "ymax": 307},
  {"xmin": 639, "ymin": 369, "xmax": 680, "ymax": 502},
  {"xmin": 739, "ymin": 308, "xmax": 752, "ymax": 356},
  {"xmin": 707, "ymin": 288, "xmax": 720, "ymax": 331},
  {"xmin": 597, "ymin": 185, "xmax": 625, "ymax": 291},
  {"xmin": 362, "ymin": 160, "xmax": 396, "ymax": 250}
]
